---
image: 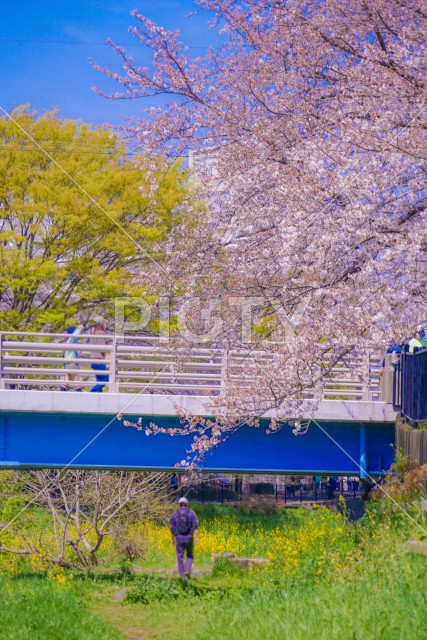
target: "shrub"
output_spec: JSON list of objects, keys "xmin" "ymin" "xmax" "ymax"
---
[
  {"xmin": 125, "ymin": 575, "xmax": 181, "ymax": 604},
  {"xmin": 125, "ymin": 574, "xmax": 223, "ymax": 604},
  {"xmin": 112, "ymin": 522, "xmax": 147, "ymax": 562},
  {"xmin": 211, "ymin": 556, "xmax": 244, "ymax": 578},
  {"xmin": 230, "ymin": 498, "xmax": 278, "ymax": 515},
  {"xmin": 402, "ymin": 464, "xmax": 427, "ymax": 500},
  {"xmin": 367, "ymin": 461, "xmax": 427, "ymax": 531}
]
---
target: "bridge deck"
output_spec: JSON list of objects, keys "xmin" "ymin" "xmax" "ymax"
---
[
  {"xmin": 0, "ymin": 389, "xmax": 396, "ymax": 422},
  {"xmin": 0, "ymin": 332, "xmax": 396, "ymax": 473}
]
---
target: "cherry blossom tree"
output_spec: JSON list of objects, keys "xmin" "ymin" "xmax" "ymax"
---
[{"xmin": 93, "ymin": 0, "xmax": 427, "ymax": 442}]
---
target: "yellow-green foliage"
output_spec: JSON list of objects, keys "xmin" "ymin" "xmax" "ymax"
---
[{"xmin": 0, "ymin": 106, "xmax": 187, "ymax": 329}]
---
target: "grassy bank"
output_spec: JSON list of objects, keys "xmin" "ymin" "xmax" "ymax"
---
[
  {"xmin": 197, "ymin": 533, "xmax": 427, "ymax": 639},
  {"xmin": 0, "ymin": 575, "xmax": 121, "ymax": 640},
  {"xmin": 1, "ymin": 500, "xmax": 426, "ymax": 639}
]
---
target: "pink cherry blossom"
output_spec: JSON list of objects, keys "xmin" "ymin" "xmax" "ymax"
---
[{"xmin": 97, "ymin": 1, "xmax": 427, "ymax": 459}]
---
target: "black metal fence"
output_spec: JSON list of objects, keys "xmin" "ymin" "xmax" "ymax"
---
[
  {"xmin": 177, "ymin": 479, "xmax": 361, "ymax": 504},
  {"xmin": 393, "ymin": 347, "xmax": 427, "ymax": 421}
]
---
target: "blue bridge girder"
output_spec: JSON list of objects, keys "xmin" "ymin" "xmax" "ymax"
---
[
  {"xmin": 0, "ymin": 330, "xmax": 397, "ymax": 475},
  {"xmin": 0, "ymin": 408, "xmax": 394, "ymax": 475}
]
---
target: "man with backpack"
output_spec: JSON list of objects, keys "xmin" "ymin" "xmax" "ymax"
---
[{"xmin": 169, "ymin": 496, "xmax": 199, "ymax": 578}]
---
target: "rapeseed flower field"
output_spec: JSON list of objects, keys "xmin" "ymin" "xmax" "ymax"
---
[
  {"xmin": 0, "ymin": 501, "xmax": 425, "ymax": 639},
  {"xmin": 140, "ymin": 505, "xmax": 354, "ymax": 578}
]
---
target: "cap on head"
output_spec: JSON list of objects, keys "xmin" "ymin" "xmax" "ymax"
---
[
  {"xmin": 416, "ymin": 325, "xmax": 425, "ymax": 338},
  {"xmin": 178, "ymin": 497, "xmax": 188, "ymax": 506}
]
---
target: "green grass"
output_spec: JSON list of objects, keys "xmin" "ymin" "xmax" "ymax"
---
[
  {"xmin": 95, "ymin": 504, "xmax": 427, "ymax": 640},
  {"xmin": 1, "ymin": 503, "xmax": 426, "ymax": 639},
  {"xmin": 90, "ymin": 594, "xmax": 208, "ymax": 640},
  {"xmin": 85, "ymin": 539, "xmax": 427, "ymax": 640},
  {"xmin": 197, "ymin": 540, "xmax": 427, "ymax": 639},
  {"xmin": 98, "ymin": 545, "xmax": 426, "ymax": 640},
  {"xmin": 0, "ymin": 575, "xmax": 122, "ymax": 640}
]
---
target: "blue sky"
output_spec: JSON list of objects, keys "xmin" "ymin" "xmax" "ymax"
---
[{"xmin": 0, "ymin": 0, "xmax": 215, "ymax": 127}]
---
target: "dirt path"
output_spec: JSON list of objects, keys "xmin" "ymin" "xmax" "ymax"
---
[
  {"xmin": 92, "ymin": 601, "xmax": 170, "ymax": 640},
  {"xmin": 135, "ymin": 567, "xmax": 211, "ymax": 579},
  {"xmin": 89, "ymin": 569, "xmax": 212, "ymax": 639}
]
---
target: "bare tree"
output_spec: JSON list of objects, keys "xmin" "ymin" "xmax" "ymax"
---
[{"xmin": 0, "ymin": 470, "xmax": 170, "ymax": 569}]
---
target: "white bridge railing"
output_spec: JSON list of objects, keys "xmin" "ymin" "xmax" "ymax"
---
[{"xmin": 0, "ymin": 331, "xmax": 384, "ymax": 401}]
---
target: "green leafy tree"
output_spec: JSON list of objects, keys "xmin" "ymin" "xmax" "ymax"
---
[{"xmin": 0, "ymin": 106, "xmax": 186, "ymax": 330}]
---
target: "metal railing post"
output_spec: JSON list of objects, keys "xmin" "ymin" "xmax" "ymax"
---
[
  {"xmin": 362, "ymin": 354, "xmax": 371, "ymax": 401},
  {"xmin": 220, "ymin": 349, "xmax": 228, "ymax": 397},
  {"xmin": 314, "ymin": 363, "xmax": 324, "ymax": 401},
  {"xmin": 392, "ymin": 359, "xmax": 402, "ymax": 410},
  {"xmin": 109, "ymin": 335, "xmax": 118, "ymax": 393},
  {"xmin": 379, "ymin": 354, "xmax": 393, "ymax": 403},
  {"xmin": 0, "ymin": 333, "xmax": 4, "ymax": 389}
]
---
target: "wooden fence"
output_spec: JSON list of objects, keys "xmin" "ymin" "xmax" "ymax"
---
[{"xmin": 395, "ymin": 415, "xmax": 427, "ymax": 466}]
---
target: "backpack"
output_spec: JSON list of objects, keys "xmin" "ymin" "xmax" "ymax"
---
[{"xmin": 177, "ymin": 509, "xmax": 191, "ymax": 535}]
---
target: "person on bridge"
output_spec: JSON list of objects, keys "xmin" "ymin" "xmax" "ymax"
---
[
  {"xmin": 169, "ymin": 496, "xmax": 199, "ymax": 578},
  {"xmin": 87, "ymin": 319, "xmax": 110, "ymax": 392},
  {"xmin": 60, "ymin": 324, "xmax": 86, "ymax": 392},
  {"xmin": 417, "ymin": 325, "xmax": 427, "ymax": 348},
  {"xmin": 90, "ymin": 351, "xmax": 110, "ymax": 393},
  {"xmin": 408, "ymin": 331, "xmax": 423, "ymax": 353},
  {"xmin": 379, "ymin": 343, "xmax": 402, "ymax": 376}
]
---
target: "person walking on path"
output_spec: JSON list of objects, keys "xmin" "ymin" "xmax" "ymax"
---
[{"xmin": 169, "ymin": 496, "xmax": 199, "ymax": 578}]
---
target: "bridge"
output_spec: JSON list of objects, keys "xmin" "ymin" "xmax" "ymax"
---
[{"xmin": 0, "ymin": 331, "xmax": 397, "ymax": 476}]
